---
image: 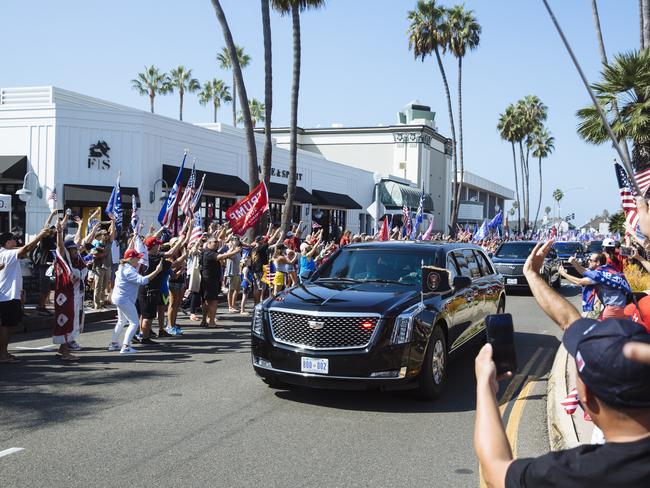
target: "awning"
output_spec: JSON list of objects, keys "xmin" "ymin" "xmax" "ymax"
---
[
  {"xmin": 64, "ymin": 185, "xmax": 140, "ymax": 207},
  {"xmin": 0, "ymin": 155, "xmax": 27, "ymax": 180},
  {"xmin": 163, "ymin": 164, "xmax": 249, "ymax": 196},
  {"xmin": 267, "ymin": 182, "xmax": 318, "ymax": 204},
  {"xmin": 379, "ymin": 180, "xmax": 434, "ymax": 211},
  {"xmin": 312, "ymin": 189, "xmax": 362, "ymax": 209}
]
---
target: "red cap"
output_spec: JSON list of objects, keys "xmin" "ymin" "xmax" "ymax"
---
[
  {"xmin": 124, "ymin": 249, "xmax": 144, "ymax": 260},
  {"xmin": 144, "ymin": 236, "xmax": 163, "ymax": 249},
  {"xmin": 624, "ymin": 296, "xmax": 650, "ymax": 333}
]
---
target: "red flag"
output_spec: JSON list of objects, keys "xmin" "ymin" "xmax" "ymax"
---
[
  {"xmin": 378, "ymin": 217, "xmax": 389, "ymax": 241},
  {"xmin": 226, "ymin": 182, "xmax": 269, "ymax": 235}
]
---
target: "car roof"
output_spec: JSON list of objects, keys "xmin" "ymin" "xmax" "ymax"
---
[{"xmin": 345, "ymin": 241, "xmax": 484, "ymax": 252}]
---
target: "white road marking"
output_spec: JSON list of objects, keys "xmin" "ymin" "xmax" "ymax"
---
[
  {"xmin": 13, "ymin": 345, "xmax": 58, "ymax": 351},
  {"xmin": 0, "ymin": 448, "xmax": 24, "ymax": 458}
]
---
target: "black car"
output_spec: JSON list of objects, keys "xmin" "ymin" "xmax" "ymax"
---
[
  {"xmin": 553, "ymin": 241, "xmax": 587, "ymax": 277},
  {"xmin": 492, "ymin": 241, "xmax": 561, "ymax": 290},
  {"xmin": 586, "ymin": 240, "xmax": 603, "ymax": 254},
  {"xmin": 251, "ymin": 241, "xmax": 505, "ymax": 400}
]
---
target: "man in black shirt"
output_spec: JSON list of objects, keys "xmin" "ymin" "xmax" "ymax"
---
[
  {"xmin": 475, "ymin": 241, "xmax": 650, "ymax": 488},
  {"xmin": 200, "ymin": 236, "xmax": 239, "ymax": 328},
  {"xmin": 250, "ymin": 236, "xmax": 269, "ymax": 304}
]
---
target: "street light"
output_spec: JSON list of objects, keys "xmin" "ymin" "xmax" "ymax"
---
[
  {"xmin": 150, "ymin": 178, "xmax": 169, "ymax": 204},
  {"xmin": 15, "ymin": 171, "xmax": 42, "ymax": 202}
]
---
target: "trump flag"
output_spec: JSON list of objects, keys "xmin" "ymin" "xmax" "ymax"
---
[{"xmin": 226, "ymin": 182, "xmax": 269, "ymax": 235}]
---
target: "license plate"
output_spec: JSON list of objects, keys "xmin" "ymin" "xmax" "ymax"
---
[
  {"xmin": 301, "ymin": 357, "xmax": 329, "ymax": 374},
  {"xmin": 506, "ymin": 278, "xmax": 518, "ymax": 285}
]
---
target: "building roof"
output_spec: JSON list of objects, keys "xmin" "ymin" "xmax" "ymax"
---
[{"xmin": 453, "ymin": 171, "xmax": 515, "ymax": 200}]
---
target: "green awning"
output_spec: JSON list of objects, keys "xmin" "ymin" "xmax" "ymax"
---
[{"xmin": 379, "ymin": 180, "xmax": 433, "ymax": 211}]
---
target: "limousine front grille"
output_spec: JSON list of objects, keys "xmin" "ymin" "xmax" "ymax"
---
[
  {"xmin": 494, "ymin": 263, "xmax": 524, "ymax": 276},
  {"xmin": 269, "ymin": 310, "xmax": 380, "ymax": 350}
]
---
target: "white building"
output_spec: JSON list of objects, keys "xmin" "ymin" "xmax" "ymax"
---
[{"xmin": 0, "ymin": 86, "xmax": 375, "ymax": 239}]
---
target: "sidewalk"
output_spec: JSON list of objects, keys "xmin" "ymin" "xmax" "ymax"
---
[
  {"xmin": 18, "ymin": 304, "xmax": 117, "ymax": 335},
  {"xmin": 547, "ymin": 344, "xmax": 593, "ymax": 450}
]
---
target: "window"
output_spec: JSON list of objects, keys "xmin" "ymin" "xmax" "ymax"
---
[
  {"xmin": 474, "ymin": 250, "xmax": 494, "ymax": 276},
  {"xmin": 463, "ymin": 249, "xmax": 482, "ymax": 279},
  {"xmin": 453, "ymin": 251, "xmax": 472, "ymax": 278},
  {"xmin": 446, "ymin": 254, "xmax": 459, "ymax": 280}
]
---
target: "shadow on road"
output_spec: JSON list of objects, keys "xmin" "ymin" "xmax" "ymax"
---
[{"xmin": 507, "ymin": 282, "xmax": 580, "ymax": 298}]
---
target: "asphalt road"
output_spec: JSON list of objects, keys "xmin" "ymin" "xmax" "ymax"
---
[{"xmin": 0, "ymin": 287, "xmax": 578, "ymax": 488}]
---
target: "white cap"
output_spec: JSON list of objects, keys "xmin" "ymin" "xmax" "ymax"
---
[{"xmin": 602, "ymin": 238, "xmax": 616, "ymax": 248}]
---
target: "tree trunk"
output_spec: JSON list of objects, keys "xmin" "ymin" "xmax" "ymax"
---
[
  {"xmin": 457, "ymin": 56, "xmax": 464, "ymax": 227},
  {"xmin": 213, "ymin": 102, "xmax": 218, "ymax": 123},
  {"xmin": 433, "ymin": 45, "xmax": 458, "ymax": 235},
  {"xmin": 150, "ymin": 91, "xmax": 155, "ymax": 113},
  {"xmin": 261, "ymin": 0, "xmax": 273, "ymax": 186},
  {"xmin": 519, "ymin": 141, "xmax": 529, "ymax": 233},
  {"xmin": 210, "ymin": 0, "xmax": 259, "ymax": 193},
  {"xmin": 592, "ymin": 0, "xmax": 608, "ymax": 64},
  {"xmin": 179, "ymin": 89, "xmax": 184, "ymax": 121},
  {"xmin": 232, "ymin": 73, "xmax": 237, "ymax": 127},
  {"xmin": 533, "ymin": 156, "xmax": 543, "ymax": 234},
  {"xmin": 511, "ymin": 142, "xmax": 521, "ymax": 233},
  {"xmin": 281, "ymin": 5, "xmax": 301, "ymax": 234},
  {"xmin": 642, "ymin": 0, "xmax": 646, "ymax": 49},
  {"xmin": 644, "ymin": 0, "xmax": 650, "ymax": 48}
]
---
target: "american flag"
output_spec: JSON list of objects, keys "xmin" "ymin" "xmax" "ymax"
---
[
  {"xmin": 189, "ymin": 212, "xmax": 203, "ymax": 246},
  {"xmin": 561, "ymin": 387, "xmax": 579, "ymax": 415},
  {"xmin": 179, "ymin": 161, "xmax": 197, "ymax": 216},
  {"xmin": 311, "ymin": 221, "xmax": 322, "ymax": 229},
  {"xmin": 48, "ymin": 188, "xmax": 57, "ymax": 210},
  {"xmin": 615, "ymin": 162, "xmax": 640, "ymax": 235},
  {"xmin": 130, "ymin": 194, "xmax": 139, "ymax": 231},
  {"xmin": 190, "ymin": 174, "xmax": 205, "ymax": 213},
  {"xmin": 635, "ymin": 164, "xmax": 650, "ymax": 197},
  {"xmin": 402, "ymin": 206, "xmax": 411, "ymax": 238}
]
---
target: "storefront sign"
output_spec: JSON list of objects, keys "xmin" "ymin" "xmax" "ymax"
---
[
  {"xmin": 258, "ymin": 165, "xmax": 302, "ymax": 181},
  {"xmin": 87, "ymin": 140, "xmax": 111, "ymax": 169},
  {"xmin": 226, "ymin": 182, "xmax": 269, "ymax": 235},
  {"xmin": 0, "ymin": 194, "xmax": 11, "ymax": 212}
]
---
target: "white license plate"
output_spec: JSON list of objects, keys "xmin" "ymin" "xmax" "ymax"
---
[
  {"xmin": 301, "ymin": 357, "xmax": 329, "ymax": 374},
  {"xmin": 506, "ymin": 278, "xmax": 518, "ymax": 285}
]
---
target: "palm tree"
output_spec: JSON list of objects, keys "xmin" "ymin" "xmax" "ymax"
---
[
  {"xmin": 271, "ymin": 0, "xmax": 327, "ymax": 233},
  {"xmin": 576, "ymin": 49, "xmax": 650, "ymax": 172},
  {"xmin": 553, "ymin": 188, "xmax": 564, "ymax": 221},
  {"xmin": 131, "ymin": 65, "xmax": 170, "ymax": 113},
  {"xmin": 498, "ymin": 104, "xmax": 522, "ymax": 232},
  {"xmin": 519, "ymin": 95, "xmax": 547, "ymax": 232},
  {"xmin": 210, "ymin": 0, "xmax": 259, "ymax": 193},
  {"xmin": 261, "ymin": 0, "xmax": 274, "ymax": 188},
  {"xmin": 530, "ymin": 128, "xmax": 555, "ymax": 233},
  {"xmin": 544, "ymin": 206, "xmax": 552, "ymax": 217},
  {"xmin": 217, "ymin": 45, "xmax": 251, "ymax": 127},
  {"xmin": 198, "ymin": 78, "xmax": 231, "ymax": 123},
  {"xmin": 167, "ymin": 66, "xmax": 201, "ymax": 121},
  {"xmin": 447, "ymin": 5, "xmax": 481, "ymax": 227},
  {"xmin": 238, "ymin": 98, "xmax": 265, "ymax": 127},
  {"xmin": 408, "ymin": 0, "xmax": 459, "ymax": 232}
]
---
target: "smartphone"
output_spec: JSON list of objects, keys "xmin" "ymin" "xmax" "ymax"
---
[
  {"xmin": 620, "ymin": 246, "xmax": 633, "ymax": 257},
  {"xmin": 485, "ymin": 313, "xmax": 517, "ymax": 375}
]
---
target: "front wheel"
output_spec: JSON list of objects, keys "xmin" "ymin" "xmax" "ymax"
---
[{"xmin": 417, "ymin": 325, "xmax": 447, "ymax": 401}]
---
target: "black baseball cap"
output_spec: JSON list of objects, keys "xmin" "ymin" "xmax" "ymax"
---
[
  {"xmin": 0, "ymin": 232, "xmax": 17, "ymax": 246},
  {"xmin": 563, "ymin": 318, "xmax": 650, "ymax": 408}
]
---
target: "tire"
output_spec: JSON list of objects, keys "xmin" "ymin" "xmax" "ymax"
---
[
  {"xmin": 417, "ymin": 325, "xmax": 448, "ymax": 401},
  {"xmin": 262, "ymin": 376, "xmax": 286, "ymax": 389},
  {"xmin": 552, "ymin": 272, "xmax": 562, "ymax": 289},
  {"xmin": 497, "ymin": 297, "xmax": 505, "ymax": 314}
]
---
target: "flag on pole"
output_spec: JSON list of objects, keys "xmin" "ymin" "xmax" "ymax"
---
[
  {"xmin": 158, "ymin": 152, "xmax": 187, "ymax": 226},
  {"xmin": 378, "ymin": 217, "xmax": 389, "ymax": 241},
  {"xmin": 47, "ymin": 188, "xmax": 58, "ymax": 210},
  {"xmin": 190, "ymin": 174, "xmax": 205, "ymax": 213},
  {"xmin": 474, "ymin": 219, "xmax": 489, "ymax": 241},
  {"xmin": 179, "ymin": 160, "xmax": 197, "ymax": 216},
  {"xmin": 615, "ymin": 162, "xmax": 640, "ymax": 236},
  {"xmin": 410, "ymin": 190, "xmax": 425, "ymax": 240},
  {"xmin": 131, "ymin": 194, "xmax": 139, "ymax": 231},
  {"xmin": 402, "ymin": 206, "xmax": 411, "ymax": 238},
  {"xmin": 488, "ymin": 210, "xmax": 503, "ymax": 230},
  {"xmin": 189, "ymin": 212, "xmax": 203, "ymax": 246},
  {"xmin": 422, "ymin": 217, "xmax": 435, "ymax": 240},
  {"xmin": 106, "ymin": 174, "xmax": 122, "ymax": 232}
]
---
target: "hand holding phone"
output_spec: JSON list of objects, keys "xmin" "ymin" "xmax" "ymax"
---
[{"xmin": 485, "ymin": 313, "xmax": 517, "ymax": 376}]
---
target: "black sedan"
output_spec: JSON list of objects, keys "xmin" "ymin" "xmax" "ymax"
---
[
  {"xmin": 251, "ymin": 241, "xmax": 505, "ymax": 400},
  {"xmin": 492, "ymin": 241, "xmax": 561, "ymax": 290},
  {"xmin": 553, "ymin": 241, "xmax": 587, "ymax": 277}
]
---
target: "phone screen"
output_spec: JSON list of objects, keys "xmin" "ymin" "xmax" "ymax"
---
[
  {"xmin": 620, "ymin": 246, "xmax": 633, "ymax": 257},
  {"xmin": 485, "ymin": 313, "xmax": 517, "ymax": 375}
]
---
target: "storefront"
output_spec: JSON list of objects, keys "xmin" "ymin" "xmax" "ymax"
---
[{"xmin": 0, "ymin": 86, "xmax": 376, "ymax": 238}]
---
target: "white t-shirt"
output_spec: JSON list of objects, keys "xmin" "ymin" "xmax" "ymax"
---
[
  {"xmin": 0, "ymin": 248, "xmax": 22, "ymax": 302},
  {"xmin": 111, "ymin": 263, "xmax": 149, "ymax": 306},
  {"xmin": 111, "ymin": 241, "xmax": 120, "ymax": 264}
]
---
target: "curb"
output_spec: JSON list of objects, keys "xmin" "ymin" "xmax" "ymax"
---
[
  {"xmin": 18, "ymin": 309, "xmax": 117, "ymax": 335},
  {"xmin": 547, "ymin": 344, "xmax": 579, "ymax": 451}
]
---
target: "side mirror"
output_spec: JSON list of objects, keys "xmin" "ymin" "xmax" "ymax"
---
[
  {"xmin": 453, "ymin": 276, "xmax": 472, "ymax": 291},
  {"xmin": 488, "ymin": 252, "xmax": 493, "ymax": 258}
]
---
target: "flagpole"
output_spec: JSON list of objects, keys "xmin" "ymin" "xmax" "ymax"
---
[{"xmin": 540, "ymin": 0, "xmax": 640, "ymax": 194}]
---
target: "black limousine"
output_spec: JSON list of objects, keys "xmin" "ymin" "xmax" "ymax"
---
[{"xmin": 251, "ymin": 241, "xmax": 505, "ymax": 400}]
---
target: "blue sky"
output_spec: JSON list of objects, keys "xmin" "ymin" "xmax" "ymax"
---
[{"xmin": 0, "ymin": 0, "xmax": 640, "ymax": 225}]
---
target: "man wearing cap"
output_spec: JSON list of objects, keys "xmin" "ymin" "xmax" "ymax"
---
[
  {"xmin": 602, "ymin": 237, "xmax": 624, "ymax": 272},
  {"xmin": 0, "ymin": 227, "xmax": 50, "ymax": 363},
  {"xmin": 474, "ymin": 240, "xmax": 650, "ymax": 487}
]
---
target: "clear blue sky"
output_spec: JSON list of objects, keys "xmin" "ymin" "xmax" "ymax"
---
[{"xmin": 1, "ymin": 0, "xmax": 640, "ymax": 225}]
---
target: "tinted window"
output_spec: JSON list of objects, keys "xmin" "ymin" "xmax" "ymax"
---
[
  {"xmin": 447, "ymin": 255, "xmax": 459, "ymax": 280},
  {"xmin": 587, "ymin": 241, "xmax": 603, "ymax": 253},
  {"xmin": 453, "ymin": 251, "xmax": 472, "ymax": 278},
  {"xmin": 474, "ymin": 250, "xmax": 494, "ymax": 276},
  {"xmin": 495, "ymin": 242, "xmax": 537, "ymax": 259},
  {"xmin": 463, "ymin": 249, "xmax": 481, "ymax": 279},
  {"xmin": 554, "ymin": 242, "xmax": 584, "ymax": 254}
]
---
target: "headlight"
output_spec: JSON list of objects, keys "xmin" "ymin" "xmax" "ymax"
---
[
  {"xmin": 252, "ymin": 304, "xmax": 265, "ymax": 338},
  {"xmin": 390, "ymin": 305, "xmax": 424, "ymax": 345}
]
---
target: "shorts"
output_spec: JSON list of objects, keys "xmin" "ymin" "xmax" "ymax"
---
[
  {"xmin": 200, "ymin": 279, "xmax": 220, "ymax": 301},
  {"xmin": 169, "ymin": 281, "xmax": 185, "ymax": 292},
  {"xmin": 139, "ymin": 289, "xmax": 164, "ymax": 319},
  {"xmin": 273, "ymin": 271, "xmax": 285, "ymax": 287},
  {"xmin": 0, "ymin": 299, "xmax": 23, "ymax": 326},
  {"xmin": 227, "ymin": 275, "xmax": 242, "ymax": 292},
  {"xmin": 253, "ymin": 271, "xmax": 268, "ymax": 292}
]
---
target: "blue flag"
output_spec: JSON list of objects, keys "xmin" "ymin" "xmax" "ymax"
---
[
  {"xmin": 474, "ymin": 219, "xmax": 489, "ymax": 241},
  {"xmin": 158, "ymin": 152, "xmax": 187, "ymax": 226},
  {"xmin": 410, "ymin": 190, "xmax": 426, "ymax": 240},
  {"xmin": 488, "ymin": 210, "xmax": 503, "ymax": 230},
  {"xmin": 106, "ymin": 175, "xmax": 122, "ymax": 232}
]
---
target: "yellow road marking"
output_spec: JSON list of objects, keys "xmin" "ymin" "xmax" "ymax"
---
[{"xmin": 499, "ymin": 347, "xmax": 543, "ymax": 414}]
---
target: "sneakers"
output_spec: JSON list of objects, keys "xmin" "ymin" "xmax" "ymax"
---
[
  {"xmin": 120, "ymin": 346, "xmax": 138, "ymax": 354},
  {"xmin": 150, "ymin": 330, "xmax": 158, "ymax": 339},
  {"xmin": 133, "ymin": 333, "xmax": 143, "ymax": 343},
  {"xmin": 68, "ymin": 341, "xmax": 82, "ymax": 351},
  {"xmin": 166, "ymin": 325, "xmax": 183, "ymax": 336},
  {"xmin": 140, "ymin": 337, "xmax": 157, "ymax": 345},
  {"xmin": 158, "ymin": 329, "xmax": 173, "ymax": 338},
  {"xmin": 107, "ymin": 342, "xmax": 121, "ymax": 352}
]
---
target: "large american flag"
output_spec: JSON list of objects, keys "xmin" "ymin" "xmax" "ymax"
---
[
  {"xmin": 190, "ymin": 174, "xmax": 205, "ymax": 213},
  {"xmin": 179, "ymin": 161, "xmax": 197, "ymax": 216},
  {"xmin": 189, "ymin": 211, "xmax": 203, "ymax": 246},
  {"xmin": 615, "ymin": 162, "xmax": 641, "ymax": 235}
]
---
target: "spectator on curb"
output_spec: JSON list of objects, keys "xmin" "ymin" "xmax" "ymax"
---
[
  {"xmin": 0, "ymin": 227, "xmax": 49, "ymax": 363},
  {"xmin": 559, "ymin": 252, "xmax": 606, "ymax": 318},
  {"xmin": 224, "ymin": 236, "xmax": 243, "ymax": 313},
  {"xmin": 30, "ymin": 209, "xmax": 58, "ymax": 316},
  {"xmin": 602, "ymin": 237, "xmax": 624, "ymax": 272},
  {"xmin": 474, "ymin": 241, "xmax": 650, "ymax": 488},
  {"xmin": 200, "ymin": 236, "xmax": 239, "ymax": 328}
]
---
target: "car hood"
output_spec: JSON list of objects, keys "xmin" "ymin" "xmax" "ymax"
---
[{"xmin": 265, "ymin": 281, "xmax": 420, "ymax": 316}]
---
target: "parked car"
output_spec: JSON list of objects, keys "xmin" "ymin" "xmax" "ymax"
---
[
  {"xmin": 553, "ymin": 241, "xmax": 587, "ymax": 277},
  {"xmin": 491, "ymin": 241, "xmax": 561, "ymax": 290},
  {"xmin": 586, "ymin": 240, "xmax": 603, "ymax": 254},
  {"xmin": 251, "ymin": 241, "xmax": 505, "ymax": 400}
]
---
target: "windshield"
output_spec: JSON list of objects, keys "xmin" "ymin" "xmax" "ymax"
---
[
  {"xmin": 316, "ymin": 248, "xmax": 437, "ymax": 286},
  {"xmin": 495, "ymin": 242, "xmax": 537, "ymax": 259},
  {"xmin": 587, "ymin": 241, "xmax": 602, "ymax": 253},
  {"xmin": 554, "ymin": 242, "xmax": 584, "ymax": 254}
]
